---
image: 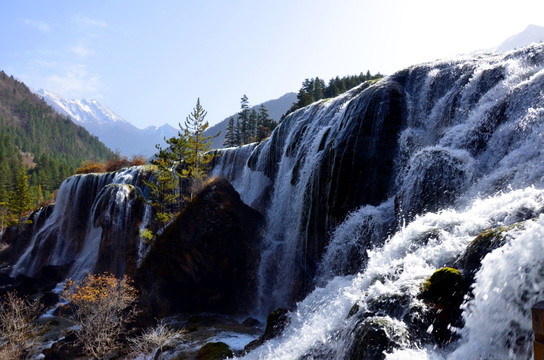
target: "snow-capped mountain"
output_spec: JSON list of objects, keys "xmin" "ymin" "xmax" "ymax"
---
[
  {"xmin": 495, "ymin": 24, "xmax": 544, "ymax": 52},
  {"xmin": 37, "ymin": 89, "xmax": 176, "ymax": 157}
]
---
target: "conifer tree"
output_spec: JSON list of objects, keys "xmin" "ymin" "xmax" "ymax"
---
[
  {"xmin": 238, "ymin": 95, "xmax": 250, "ymax": 145},
  {"xmin": 181, "ymin": 98, "xmax": 218, "ymax": 200},
  {"xmin": 234, "ymin": 117, "xmax": 242, "ymax": 146},
  {"xmin": 257, "ymin": 105, "xmax": 276, "ymax": 141},
  {"xmin": 147, "ymin": 155, "xmax": 178, "ymax": 225},
  {"xmin": 9, "ymin": 169, "xmax": 32, "ymax": 226},
  {"xmin": 223, "ymin": 117, "xmax": 238, "ymax": 147},
  {"xmin": 0, "ymin": 185, "xmax": 7, "ymax": 233},
  {"xmin": 35, "ymin": 184, "xmax": 44, "ymax": 207},
  {"xmin": 248, "ymin": 109, "xmax": 258, "ymax": 142},
  {"xmin": 164, "ymin": 128, "xmax": 191, "ymax": 208}
]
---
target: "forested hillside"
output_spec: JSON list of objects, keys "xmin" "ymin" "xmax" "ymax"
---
[{"xmin": 0, "ymin": 71, "xmax": 113, "ymax": 228}]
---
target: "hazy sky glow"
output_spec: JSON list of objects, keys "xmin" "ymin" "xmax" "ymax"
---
[{"xmin": 2, "ymin": 0, "xmax": 543, "ymax": 128}]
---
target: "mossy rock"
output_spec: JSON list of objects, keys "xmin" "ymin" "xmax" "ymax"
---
[
  {"xmin": 264, "ymin": 307, "xmax": 290, "ymax": 339},
  {"xmin": 196, "ymin": 342, "xmax": 233, "ymax": 360},
  {"xmin": 420, "ymin": 267, "xmax": 468, "ymax": 346},
  {"xmin": 347, "ymin": 316, "xmax": 408, "ymax": 360},
  {"xmin": 422, "ymin": 267, "xmax": 466, "ymax": 310},
  {"xmin": 244, "ymin": 308, "xmax": 291, "ymax": 352},
  {"xmin": 461, "ymin": 222, "xmax": 523, "ymax": 282}
]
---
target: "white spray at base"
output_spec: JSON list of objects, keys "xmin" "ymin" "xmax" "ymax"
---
[{"xmin": 240, "ymin": 187, "xmax": 544, "ymax": 359}]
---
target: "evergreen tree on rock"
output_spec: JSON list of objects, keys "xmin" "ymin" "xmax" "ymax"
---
[{"xmin": 181, "ymin": 98, "xmax": 218, "ymax": 200}]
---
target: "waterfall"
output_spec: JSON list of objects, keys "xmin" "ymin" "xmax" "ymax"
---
[
  {"xmin": 11, "ymin": 166, "xmax": 152, "ymax": 280},
  {"xmin": 5, "ymin": 41, "xmax": 544, "ymax": 358},
  {"xmin": 241, "ymin": 187, "xmax": 544, "ymax": 359},
  {"xmin": 207, "ymin": 44, "xmax": 544, "ymax": 357}
]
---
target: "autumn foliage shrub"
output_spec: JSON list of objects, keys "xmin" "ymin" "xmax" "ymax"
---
[
  {"xmin": 62, "ymin": 273, "xmax": 138, "ymax": 359},
  {"xmin": 76, "ymin": 154, "xmax": 147, "ymax": 174},
  {"xmin": 75, "ymin": 160, "xmax": 106, "ymax": 174}
]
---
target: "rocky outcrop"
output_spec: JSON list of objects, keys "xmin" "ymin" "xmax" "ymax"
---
[
  {"xmin": 419, "ymin": 267, "xmax": 469, "ymax": 345},
  {"xmin": 244, "ymin": 307, "xmax": 290, "ymax": 352},
  {"xmin": 136, "ymin": 178, "xmax": 264, "ymax": 317},
  {"xmin": 0, "ymin": 205, "xmax": 54, "ymax": 267},
  {"xmin": 347, "ymin": 316, "xmax": 409, "ymax": 360}
]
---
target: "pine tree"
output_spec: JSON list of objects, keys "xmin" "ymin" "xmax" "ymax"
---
[
  {"xmin": 35, "ymin": 184, "xmax": 44, "ymax": 207},
  {"xmin": 256, "ymin": 105, "xmax": 275, "ymax": 141},
  {"xmin": 238, "ymin": 95, "xmax": 250, "ymax": 145},
  {"xmin": 9, "ymin": 169, "xmax": 32, "ymax": 226},
  {"xmin": 146, "ymin": 155, "xmax": 178, "ymax": 225},
  {"xmin": 181, "ymin": 98, "xmax": 218, "ymax": 200},
  {"xmin": 234, "ymin": 117, "xmax": 242, "ymax": 146},
  {"xmin": 0, "ymin": 185, "xmax": 8, "ymax": 232},
  {"xmin": 223, "ymin": 117, "xmax": 238, "ymax": 147},
  {"xmin": 313, "ymin": 77, "xmax": 325, "ymax": 100},
  {"xmin": 164, "ymin": 129, "xmax": 190, "ymax": 208},
  {"xmin": 248, "ymin": 109, "xmax": 258, "ymax": 143}
]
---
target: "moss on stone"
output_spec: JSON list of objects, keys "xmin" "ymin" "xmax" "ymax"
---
[
  {"xmin": 422, "ymin": 267, "xmax": 466, "ymax": 310},
  {"xmin": 462, "ymin": 222, "xmax": 525, "ymax": 281},
  {"xmin": 196, "ymin": 342, "xmax": 233, "ymax": 360},
  {"xmin": 264, "ymin": 308, "xmax": 289, "ymax": 339},
  {"xmin": 348, "ymin": 316, "xmax": 408, "ymax": 360}
]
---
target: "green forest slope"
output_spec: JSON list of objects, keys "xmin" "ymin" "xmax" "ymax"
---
[{"xmin": 0, "ymin": 71, "xmax": 113, "ymax": 227}]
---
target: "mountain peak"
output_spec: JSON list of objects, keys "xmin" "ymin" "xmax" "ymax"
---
[
  {"xmin": 495, "ymin": 24, "xmax": 544, "ymax": 53},
  {"xmin": 37, "ymin": 89, "xmax": 127, "ymax": 126}
]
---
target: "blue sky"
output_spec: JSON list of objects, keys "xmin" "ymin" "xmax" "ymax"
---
[{"xmin": 2, "ymin": 0, "xmax": 543, "ymax": 128}]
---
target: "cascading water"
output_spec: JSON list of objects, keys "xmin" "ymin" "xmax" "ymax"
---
[
  {"xmin": 242, "ymin": 188, "xmax": 544, "ymax": 359},
  {"xmin": 10, "ymin": 166, "xmax": 152, "ymax": 280},
  {"xmin": 3, "ymin": 42, "xmax": 544, "ymax": 358},
  {"xmin": 209, "ymin": 44, "xmax": 544, "ymax": 358}
]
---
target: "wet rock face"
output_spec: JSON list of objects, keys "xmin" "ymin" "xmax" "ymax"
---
[
  {"xmin": 92, "ymin": 184, "xmax": 145, "ymax": 277},
  {"xmin": 298, "ymin": 82, "xmax": 407, "ymax": 299},
  {"xmin": 244, "ymin": 307, "xmax": 290, "ymax": 353},
  {"xmin": 458, "ymin": 223, "xmax": 522, "ymax": 284},
  {"xmin": 136, "ymin": 178, "xmax": 264, "ymax": 317},
  {"xmin": 197, "ymin": 342, "xmax": 233, "ymax": 360},
  {"xmin": 419, "ymin": 267, "xmax": 468, "ymax": 345},
  {"xmin": 347, "ymin": 316, "xmax": 408, "ymax": 360},
  {"xmin": 0, "ymin": 205, "xmax": 55, "ymax": 267}
]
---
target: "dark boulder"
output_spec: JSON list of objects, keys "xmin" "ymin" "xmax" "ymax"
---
[
  {"xmin": 419, "ymin": 267, "xmax": 468, "ymax": 345},
  {"xmin": 458, "ymin": 223, "xmax": 522, "ymax": 284},
  {"xmin": 197, "ymin": 342, "xmax": 233, "ymax": 360},
  {"xmin": 244, "ymin": 307, "xmax": 290, "ymax": 352},
  {"xmin": 136, "ymin": 178, "xmax": 264, "ymax": 317},
  {"xmin": 0, "ymin": 204, "xmax": 54, "ymax": 267},
  {"xmin": 347, "ymin": 316, "xmax": 408, "ymax": 360},
  {"xmin": 0, "ymin": 263, "xmax": 70, "ymax": 300}
]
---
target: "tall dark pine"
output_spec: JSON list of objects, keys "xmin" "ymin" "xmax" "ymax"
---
[
  {"xmin": 182, "ymin": 98, "xmax": 218, "ymax": 200},
  {"xmin": 223, "ymin": 117, "xmax": 238, "ymax": 147},
  {"xmin": 238, "ymin": 95, "xmax": 250, "ymax": 145},
  {"xmin": 257, "ymin": 105, "xmax": 275, "ymax": 141},
  {"xmin": 248, "ymin": 109, "xmax": 258, "ymax": 143},
  {"xmin": 9, "ymin": 168, "xmax": 32, "ymax": 226}
]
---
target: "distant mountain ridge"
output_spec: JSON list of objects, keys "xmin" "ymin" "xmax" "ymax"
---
[
  {"xmin": 204, "ymin": 92, "xmax": 297, "ymax": 149},
  {"xmin": 39, "ymin": 90, "xmax": 296, "ymax": 155},
  {"xmin": 0, "ymin": 71, "xmax": 113, "ymax": 203},
  {"xmin": 495, "ymin": 24, "xmax": 544, "ymax": 52},
  {"xmin": 37, "ymin": 89, "xmax": 177, "ymax": 157}
]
